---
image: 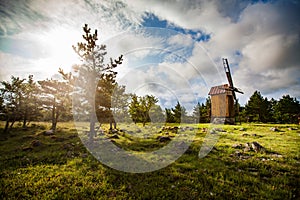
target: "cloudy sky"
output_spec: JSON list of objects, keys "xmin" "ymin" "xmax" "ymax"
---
[{"xmin": 0, "ymin": 0, "xmax": 299, "ymax": 111}]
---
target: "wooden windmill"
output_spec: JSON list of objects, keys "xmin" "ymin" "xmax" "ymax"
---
[{"xmin": 208, "ymin": 58, "xmax": 243, "ymax": 124}]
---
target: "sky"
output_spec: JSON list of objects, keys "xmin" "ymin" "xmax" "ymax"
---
[{"xmin": 0, "ymin": 0, "xmax": 299, "ymax": 111}]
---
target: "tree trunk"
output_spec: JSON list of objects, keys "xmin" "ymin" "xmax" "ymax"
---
[
  {"xmin": 113, "ymin": 120, "xmax": 116, "ymax": 129},
  {"xmin": 10, "ymin": 118, "xmax": 16, "ymax": 129},
  {"xmin": 4, "ymin": 119, "xmax": 9, "ymax": 133},
  {"xmin": 89, "ymin": 108, "xmax": 97, "ymax": 142},
  {"xmin": 22, "ymin": 108, "xmax": 28, "ymax": 128},
  {"xmin": 51, "ymin": 97, "xmax": 56, "ymax": 131}
]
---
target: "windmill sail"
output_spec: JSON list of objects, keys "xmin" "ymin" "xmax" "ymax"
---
[{"xmin": 222, "ymin": 58, "xmax": 243, "ymax": 100}]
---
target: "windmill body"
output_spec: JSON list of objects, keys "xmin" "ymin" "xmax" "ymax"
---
[{"xmin": 208, "ymin": 58, "xmax": 243, "ymax": 124}]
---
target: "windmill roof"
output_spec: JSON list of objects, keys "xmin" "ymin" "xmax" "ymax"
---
[{"xmin": 208, "ymin": 84, "xmax": 229, "ymax": 95}]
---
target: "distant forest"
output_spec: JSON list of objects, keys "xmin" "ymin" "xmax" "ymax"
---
[{"xmin": 1, "ymin": 73, "xmax": 299, "ymax": 133}]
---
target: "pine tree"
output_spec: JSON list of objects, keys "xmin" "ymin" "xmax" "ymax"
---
[
  {"xmin": 192, "ymin": 102, "xmax": 201, "ymax": 123},
  {"xmin": 0, "ymin": 76, "xmax": 25, "ymax": 132},
  {"xmin": 273, "ymin": 95, "xmax": 300, "ymax": 124},
  {"xmin": 38, "ymin": 79, "xmax": 72, "ymax": 131},
  {"xmin": 172, "ymin": 101, "xmax": 186, "ymax": 123},
  {"xmin": 245, "ymin": 91, "xmax": 268, "ymax": 122},
  {"xmin": 69, "ymin": 24, "xmax": 123, "ymax": 142}
]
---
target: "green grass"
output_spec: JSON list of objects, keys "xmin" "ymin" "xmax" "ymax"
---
[{"xmin": 0, "ymin": 122, "xmax": 299, "ymax": 199}]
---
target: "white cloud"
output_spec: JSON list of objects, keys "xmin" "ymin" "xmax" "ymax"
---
[{"xmin": 1, "ymin": 0, "xmax": 299, "ymax": 106}]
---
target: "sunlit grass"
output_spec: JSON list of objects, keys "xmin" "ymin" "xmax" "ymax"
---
[{"xmin": 0, "ymin": 122, "xmax": 299, "ymax": 199}]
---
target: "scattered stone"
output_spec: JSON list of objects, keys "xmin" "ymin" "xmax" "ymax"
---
[
  {"xmin": 62, "ymin": 143, "xmax": 73, "ymax": 150},
  {"xmin": 22, "ymin": 135, "xmax": 35, "ymax": 139},
  {"xmin": 213, "ymin": 128, "xmax": 226, "ymax": 132},
  {"xmin": 51, "ymin": 136, "xmax": 65, "ymax": 142},
  {"xmin": 68, "ymin": 135, "xmax": 77, "ymax": 139},
  {"xmin": 188, "ymin": 127, "xmax": 194, "ymax": 131},
  {"xmin": 232, "ymin": 144, "xmax": 243, "ymax": 149},
  {"xmin": 136, "ymin": 129, "xmax": 142, "ymax": 133},
  {"xmin": 270, "ymin": 153, "xmax": 283, "ymax": 158},
  {"xmin": 143, "ymin": 134, "xmax": 150, "ymax": 139},
  {"xmin": 81, "ymin": 153, "xmax": 88, "ymax": 158},
  {"xmin": 162, "ymin": 126, "xmax": 179, "ymax": 132},
  {"xmin": 43, "ymin": 130, "xmax": 54, "ymax": 136},
  {"xmin": 251, "ymin": 141, "xmax": 265, "ymax": 153},
  {"xmin": 270, "ymin": 127, "xmax": 279, "ymax": 132},
  {"xmin": 234, "ymin": 151, "xmax": 242, "ymax": 157},
  {"xmin": 109, "ymin": 134, "xmax": 119, "ymax": 139},
  {"xmin": 22, "ymin": 146, "xmax": 33, "ymax": 151},
  {"xmin": 157, "ymin": 136, "xmax": 171, "ymax": 142},
  {"xmin": 242, "ymin": 133, "xmax": 250, "ymax": 137},
  {"xmin": 239, "ymin": 127, "xmax": 246, "ymax": 131},
  {"xmin": 31, "ymin": 140, "xmax": 42, "ymax": 147},
  {"xmin": 110, "ymin": 129, "xmax": 118, "ymax": 134},
  {"xmin": 244, "ymin": 142, "xmax": 251, "ymax": 152}
]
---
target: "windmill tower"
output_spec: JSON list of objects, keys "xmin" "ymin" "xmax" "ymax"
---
[{"xmin": 208, "ymin": 58, "xmax": 243, "ymax": 124}]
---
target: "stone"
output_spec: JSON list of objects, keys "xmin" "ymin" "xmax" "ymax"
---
[
  {"xmin": 22, "ymin": 146, "xmax": 33, "ymax": 151},
  {"xmin": 244, "ymin": 142, "xmax": 251, "ymax": 152},
  {"xmin": 188, "ymin": 127, "xmax": 194, "ymax": 131},
  {"xmin": 43, "ymin": 130, "xmax": 54, "ymax": 136},
  {"xmin": 251, "ymin": 141, "xmax": 265, "ymax": 153},
  {"xmin": 136, "ymin": 129, "xmax": 142, "ymax": 133},
  {"xmin": 270, "ymin": 127, "xmax": 279, "ymax": 132},
  {"xmin": 31, "ymin": 140, "xmax": 42, "ymax": 147},
  {"xmin": 235, "ymin": 151, "xmax": 242, "ymax": 156},
  {"xmin": 81, "ymin": 153, "xmax": 88, "ymax": 158},
  {"xmin": 242, "ymin": 133, "xmax": 250, "ymax": 137},
  {"xmin": 214, "ymin": 128, "xmax": 226, "ymax": 132},
  {"xmin": 143, "ymin": 134, "xmax": 150, "ymax": 139},
  {"xmin": 109, "ymin": 134, "xmax": 119, "ymax": 139},
  {"xmin": 232, "ymin": 144, "xmax": 243, "ymax": 149},
  {"xmin": 270, "ymin": 153, "xmax": 283, "ymax": 158},
  {"xmin": 157, "ymin": 136, "xmax": 171, "ymax": 142},
  {"xmin": 239, "ymin": 127, "xmax": 246, "ymax": 131},
  {"xmin": 110, "ymin": 129, "xmax": 118, "ymax": 134}
]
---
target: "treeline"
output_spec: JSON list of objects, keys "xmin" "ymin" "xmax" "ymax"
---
[
  {"xmin": 239, "ymin": 91, "xmax": 300, "ymax": 124},
  {"xmin": 1, "ymin": 71, "xmax": 299, "ymax": 134}
]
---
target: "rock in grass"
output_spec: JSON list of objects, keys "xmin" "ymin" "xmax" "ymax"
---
[
  {"xmin": 232, "ymin": 144, "xmax": 243, "ymax": 149},
  {"xmin": 242, "ymin": 133, "xmax": 250, "ymax": 137},
  {"xmin": 270, "ymin": 127, "xmax": 279, "ymax": 132},
  {"xmin": 244, "ymin": 142, "xmax": 251, "ymax": 152},
  {"xmin": 22, "ymin": 146, "xmax": 33, "ymax": 151},
  {"xmin": 209, "ymin": 129, "xmax": 217, "ymax": 134},
  {"xmin": 239, "ymin": 127, "xmax": 246, "ymax": 131},
  {"xmin": 251, "ymin": 141, "xmax": 265, "ymax": 153},
  {"xmin": 43, "ymin": 130, "xmax": 54, "ymax": 136},
  {"xmin": 110, "ymin": 129, "xmax": 118, "ymax": 134},
  {"xmin": 109, "ymin": 134, "xmax": 119, "ymax": 139},
  {"xmin": 157, "ymin": 136, "xmax": 171, "ymax": 142},
  {"xmin": 31, "ymin": 140, "xmax": 42, "ymax": 147}
]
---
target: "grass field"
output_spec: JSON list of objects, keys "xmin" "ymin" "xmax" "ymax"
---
[{"xmin": 0, "ymin": 122, "xmax": 299, "ymax": 199}]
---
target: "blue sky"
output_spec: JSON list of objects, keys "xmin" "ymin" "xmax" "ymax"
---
[{"xmin": 0, "ymin": 0, "xmax": 299, "ymax": 111}]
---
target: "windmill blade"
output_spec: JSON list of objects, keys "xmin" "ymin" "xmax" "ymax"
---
[
  {"xmin": 233, "ymin": 87, "xmax": 244, "ymax": 94},
  {"xmin": 233, "ymin": 91, "xmax": 237, "ymax": 100},
  {"xmin": 223, "ymin": 58, "xmax": 234, "ymax": 88}
]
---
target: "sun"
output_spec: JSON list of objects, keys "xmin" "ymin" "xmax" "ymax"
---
[{"xmin": 35, "ymin": 26, "xmax": 81, "ymax": 77}]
